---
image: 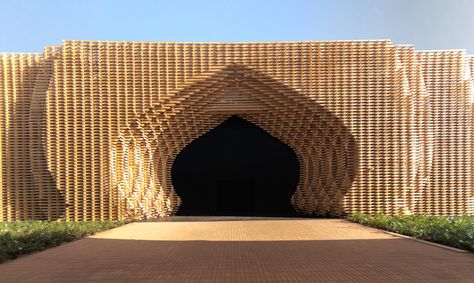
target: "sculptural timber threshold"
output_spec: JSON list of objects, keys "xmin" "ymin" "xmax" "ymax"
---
[{"xmin": 0, "ymin": 40, "xmax": 473, "ymax": 220}]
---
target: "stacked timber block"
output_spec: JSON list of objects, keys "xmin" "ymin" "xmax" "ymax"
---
[{"xmin": 0, "ymin": 40, "xmax": 473, "ymax": 220}]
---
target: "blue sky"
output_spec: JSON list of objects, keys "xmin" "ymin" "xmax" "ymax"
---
[{"xmin": 1, "ymin": 0, "xmax": 474, "ymax": 53}]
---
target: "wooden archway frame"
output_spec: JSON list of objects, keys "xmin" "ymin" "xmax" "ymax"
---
[{"xmin": 113, "ymin": 65, "xmax": 358, "ymax": 219}]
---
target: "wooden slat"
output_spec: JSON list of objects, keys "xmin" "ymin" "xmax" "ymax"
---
[{"xmin": 0, "ymin": 40, "xmax": 472, "ymax": 220}]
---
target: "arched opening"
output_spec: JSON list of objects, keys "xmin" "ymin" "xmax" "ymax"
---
[
  {"xmin": 172, "ymin": 115, "xmax": 300, "ymax": 216},
  {"xmin": 116, "ymin": 64, "xmax": 359, "ymax": 218}
]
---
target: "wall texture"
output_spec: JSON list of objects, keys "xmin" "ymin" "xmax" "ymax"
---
[{"xmin": 0, "ymin": 40, "xmax": 473, "ymax": 220}]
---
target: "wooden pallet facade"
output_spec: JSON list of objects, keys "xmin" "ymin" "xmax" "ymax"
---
[{"xmin": 0, "ymin": 40, "xmax": 473, "ymax": 220}]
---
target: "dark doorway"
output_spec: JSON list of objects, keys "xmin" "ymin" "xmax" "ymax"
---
[{"xmin": 171, "ymin": 115, "xmax": 300, "ymax": 216}]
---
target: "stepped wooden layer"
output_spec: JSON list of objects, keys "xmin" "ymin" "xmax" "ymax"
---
[{"xmin": 0, "ymin": 40, "xmax": 473, "ymax": 220}]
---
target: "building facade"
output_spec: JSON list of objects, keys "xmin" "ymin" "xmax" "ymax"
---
[{"xmin": 0, "ymin": 40, "xmax": 473, "ymax": 220}]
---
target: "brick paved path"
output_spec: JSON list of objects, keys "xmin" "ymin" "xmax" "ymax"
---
[{"xmin": 0, "ymin": 217, "xmax": 473, "ymax": 282}]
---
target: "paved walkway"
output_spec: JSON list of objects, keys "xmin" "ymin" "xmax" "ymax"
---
[{"xmin": 0, "ymin": 217, "xmax": 473, "ymax": 282}]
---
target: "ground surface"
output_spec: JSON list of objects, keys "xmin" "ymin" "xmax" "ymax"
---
[
  {"xmin": 0, "ymin": 217, "xmax": 473, "ymax": 282},
  {"xmin": 0, "ymin": 221, "xmax": 123, "ymax": 263}
]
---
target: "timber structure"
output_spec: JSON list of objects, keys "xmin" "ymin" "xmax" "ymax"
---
[{"xmin": 0, "ymin": 40, "xmax": 473, "ymax": 220}]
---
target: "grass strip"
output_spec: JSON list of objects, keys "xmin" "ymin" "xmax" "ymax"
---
[
  {"xmin": 0, "ymin": 221, "xmax": 124, "ymax": 263},
  {"xmin": 347, "ymin": 213, "xmax": 474, "ymax": 252}
]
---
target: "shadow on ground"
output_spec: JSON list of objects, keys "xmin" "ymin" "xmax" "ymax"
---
[
  {"xmin": 0, "ymin": 237, "xmax": 473, "ymax": 282},
  {"xmin": 141, "ymin": 216, "xmax": 338, "ymax": 222}
]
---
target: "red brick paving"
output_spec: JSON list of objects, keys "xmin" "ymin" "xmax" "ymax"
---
[{"xmin": 0, "ymin": 218, "xmax": 473, "ymax": 282}]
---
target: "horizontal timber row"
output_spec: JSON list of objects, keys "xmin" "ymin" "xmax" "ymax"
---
[{"xmin": 0, "ymin": 40, "xmax": 473, "ymax": 220}]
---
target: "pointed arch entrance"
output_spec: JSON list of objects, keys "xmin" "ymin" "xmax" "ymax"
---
[
  {"xmin": 172, "ymin": 115, "xmax": 300, "ymax": 216},
  {"xmin": 113, "ymin": 65, "xmax": 358, "ymax": 219}
]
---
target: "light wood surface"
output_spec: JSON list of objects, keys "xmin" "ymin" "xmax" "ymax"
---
[{"xmin": 0, "ymin": 40, "xmax": 473, "ymax": 220}]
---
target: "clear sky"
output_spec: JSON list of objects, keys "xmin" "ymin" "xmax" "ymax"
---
[{"xmin": 1, "ymin": 0, "xmax": 474, "ymax": 53}]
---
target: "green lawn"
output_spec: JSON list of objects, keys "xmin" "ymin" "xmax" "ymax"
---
[
  {"xmin": 347, "ymin": 213, "xmax": 474, "ymax": 252},
  {"xmin": 0, "ymin": 221, "xmax": 124, "ymax": 263}
]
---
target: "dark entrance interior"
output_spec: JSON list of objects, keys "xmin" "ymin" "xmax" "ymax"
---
[{"xmin": 172, "ymin": 115, "xmax": 300, "ymax": 216}]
